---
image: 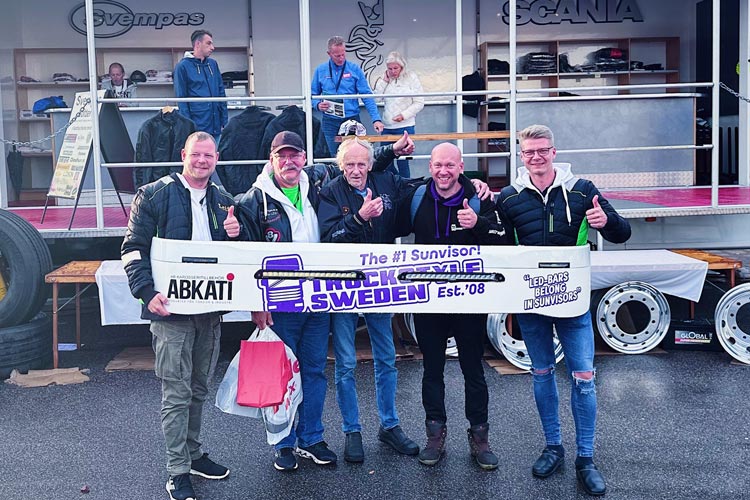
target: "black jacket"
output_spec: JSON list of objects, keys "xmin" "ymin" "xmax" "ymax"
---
[
  {"xmin": 318, "ymin": 171, "xmax": 421, "ymax": 244},
  {"xmin": 259, "ymin": 105, "xmax": 330, "ymax": 160},
  {"xmin": 497, "ymin": 164, "xmax": 631, "ymax": 246},
  {"xmin": 216, "ymin": 106, "xmax": 276, "ymax": 196},
  {"xmin": 121, "ymin": 173, "xmax": 246, "ymax": 321},
  {"xmin": 134, "ymin": 111, "xmax": 196, "ymax": 189},
  {"xmin": 411, "ymin": 175, "xmax": 509, "ymax": 246},
  {"xmin": 236, "ymin": 146, "xmax": 398, "ymax": 242}
]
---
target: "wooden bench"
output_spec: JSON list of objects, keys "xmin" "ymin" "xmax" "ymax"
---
[
  {"xmin": 45, "ymin": 261, "xmax": 102, "ymax": 368},
  {"xmin": 336, "ymin": 131, "xmax": 510, "ymax": 142},
  {"xmin": 670, "ymin": 249, "xmax": 742, "ymax": 318}
]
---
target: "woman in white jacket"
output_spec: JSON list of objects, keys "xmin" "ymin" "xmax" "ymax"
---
[{"xmin": 374, "ymin": 52, "xmax": 424, "ymax": 177}]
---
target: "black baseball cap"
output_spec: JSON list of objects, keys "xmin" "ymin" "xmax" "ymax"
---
[
  {"xmin": 270, "ymin": 131, "xmax": 305, "ymax": 155},
  {"xmin": 129, "ymin": 70, "xmax": 147, "ymax": 83}
]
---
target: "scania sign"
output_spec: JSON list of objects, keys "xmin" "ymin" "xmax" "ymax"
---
[
  {"xmin": 69, "ymin": 1, "xmax": 204, "ymax": 38},
  {"xmin": 502, "ymin": 0, "xmax": 644, "ymax": 25}
]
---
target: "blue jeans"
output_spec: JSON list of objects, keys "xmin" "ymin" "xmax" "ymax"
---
[
  {"xmin": 331, "ymin": 313, "xmax": 399, "ymax": 433},
  {"xmin": 270, "ymin": 311, "xmax": 331, "ymax": 450},
  {"xmin": 321, "ymin": 113, "xmax": 362, "ymax": 157},
  {"xmin": 381, "ymin": 125, "xmax": 415, "ymax": 178},
  {"xmin": 516, "ymin": 312, "xmax": 597, "ymax": 457}
]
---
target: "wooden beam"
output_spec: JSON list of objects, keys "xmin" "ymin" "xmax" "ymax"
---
[{"xmin": 336, "ymin": 131, "xmax": 510, "ymax": 142}]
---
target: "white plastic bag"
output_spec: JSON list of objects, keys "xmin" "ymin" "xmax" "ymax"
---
[
  {"xmin": 214, "ymin": 327, "xmax": 303, "ymax": 445},
  {"xmin": 261, "ymin": 341, "xmax": 303, "ymax": 445},
  {"xmin": 214, "ymin": 348, "xmax": 262, "ymax": 419}
]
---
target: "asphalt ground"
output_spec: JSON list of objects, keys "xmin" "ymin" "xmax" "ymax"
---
[{"xmin": 1, "ymin": 277, "xmax": 749, "ymax": 500}]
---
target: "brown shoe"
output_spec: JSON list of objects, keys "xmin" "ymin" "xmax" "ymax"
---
[
  {"xmin": 418, "ymin": 420, "xmax": 447, "ymax": 466},
  {"xmin": 467, "ymin": 423, "xmax": 498, "ymax": 470}
]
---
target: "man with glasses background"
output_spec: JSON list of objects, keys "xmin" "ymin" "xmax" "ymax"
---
[{"xmin": 496, "ymin": 124, "xmax": 630, "ymax": 496}]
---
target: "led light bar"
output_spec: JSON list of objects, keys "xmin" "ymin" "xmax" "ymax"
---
[
  {"xmin": 397, "ymin": 272, "xmax": 504, "ymax": 283},
  {"xmin": 254, "ymin": 269, "xmax": 366, "ymax": 280}
]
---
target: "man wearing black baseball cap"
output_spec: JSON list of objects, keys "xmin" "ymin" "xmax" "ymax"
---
[{"xmin": 235, "ymin": 129, "xmax": 414, "ymax": 472}]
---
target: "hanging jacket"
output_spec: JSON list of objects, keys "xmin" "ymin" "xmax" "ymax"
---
[
  {"xmin": 133, "ymin": 111, "xmax": 196, "ymax": 189},
  {"xmin": 173, "ymin": 51, "xmax": 227, "ymax": 136},
  {"xmin": 217, "ymin": 106, "xmax": 276, "ymax": 195},
  {"xmin": 259, "ymin": 105, "xmax": 330, "ymax": 160},
  {"xmin": 121, "ymin": 173, "xmax": 246, "ymax": 321},
  {"xmin": 373, "ymin": 70, "xmax": 425, "ymax": 128},
  {"xmin": 497, "ymin": 162, "xmax": 631, "ymax": 246}
]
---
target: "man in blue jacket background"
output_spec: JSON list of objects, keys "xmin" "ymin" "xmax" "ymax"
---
[
  {"xmin": 174, "ymin": 29, "xmax": 228, "ymax": 141},
  {"xmin": 311, "ymin": 36, "xmax": 384, "ymax": 156}
]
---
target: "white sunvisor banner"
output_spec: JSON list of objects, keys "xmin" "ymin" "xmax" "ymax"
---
[{"xmin": 150, "ymin": 238, "xmax": 591, "ymax": 317}]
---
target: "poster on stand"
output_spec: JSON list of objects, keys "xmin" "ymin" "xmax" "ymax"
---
[{"xmin": 47, "ymin": 90, "xmax": 104, "ymax": 199}]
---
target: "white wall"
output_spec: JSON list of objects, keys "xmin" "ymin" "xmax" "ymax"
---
[
  {"xmin": 7, "ymin": 0, "xmax": 702, "ymax": 96},
  {"xmin": 0, "ymin": 2, "xmax": 24, "ymax": 207}
]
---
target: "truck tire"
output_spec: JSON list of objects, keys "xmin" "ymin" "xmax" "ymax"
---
[
  {"xmin": 486, "ymin": 313, "xmax": 564, "ymax": 371},
  {"xmin": 0, "ymin": 210, "xmax": 52, "ymax": 327},
  {"xmin": 591, "ymin": 281, "xmax": 671, "ymax": 354},
  {"xmin": 714, "ymin": 283, "xmax": 750, "ymax": 365},
  {"xmin": 0, "ymin": 312, "xmax": 52, "ymax": 379}
]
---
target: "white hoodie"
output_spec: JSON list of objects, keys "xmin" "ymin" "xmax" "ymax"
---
[
  {"xmin": 252, "ymin": 163, "xmax": 320, "ymax": 243},
  {"xmin": 512, "ymin": 162, "xmax": 579, "ymax": 225}
]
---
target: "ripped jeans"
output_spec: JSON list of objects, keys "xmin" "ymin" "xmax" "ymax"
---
[{"xmin": 516, "ymin": 312, "xmax": 597, "ymax": 457}]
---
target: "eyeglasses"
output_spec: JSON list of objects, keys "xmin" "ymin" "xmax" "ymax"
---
[
  {"xmin": 274, "ymin": 152, "xmax": 304, "ymax": 162},
  {"xmin": 520, "ymin": 148, "xmax": 553, "ymax": 158}
]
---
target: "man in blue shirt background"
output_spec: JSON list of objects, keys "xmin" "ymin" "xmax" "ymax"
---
[{"xmin": 311, "ymin": 36, "xmax": 384, "ymax": 156}]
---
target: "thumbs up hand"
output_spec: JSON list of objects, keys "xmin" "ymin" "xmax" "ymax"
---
[
  {"xmin": 224, "ymin": 205, "xmax": 240, "ymax": 238},
  {"xmin": 358, "ymin": 188, "xmax": 384, "ymax": 222},
  {"xmin": 393, "ymin": 131, "xmax": 415, "ymax": 156},
  {"xmin": 586, "ymin": 194, "xmax": 608, "ymax": 229},
  {"xmin": 457, "ymin": 198, "xmax": 478, "ymax": 229}
]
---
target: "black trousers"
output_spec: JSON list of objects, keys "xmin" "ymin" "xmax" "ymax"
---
[{"xmin": 414, "ymin": 313, "xmax": 489, "ymax": 426}]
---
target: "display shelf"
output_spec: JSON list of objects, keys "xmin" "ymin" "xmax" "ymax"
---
[
  {"xmin": 17, "ymin": 81, "xmax": 91, "ymax": 87},
  {"xmin": 12, "ymin": 46, "xmax": 250, "ymax": 204},
  {"xmin": 20, "ymin": 150, "xmax": 53, "ymax": 157},
  {"xmin": 476, "ymin": 36, "xmax": 681, "ymax": 179}
]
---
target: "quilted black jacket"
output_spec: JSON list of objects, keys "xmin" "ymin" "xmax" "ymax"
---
[
  {"xmin": 216, "ymin": 106, "xmax": 276, "ymax": 196},
  {"xmin": 133, "ymin": 111, "xmax": 196, "ymax": 189},
  {"xmin": 121, "ymin": 173, "xmax": 245, "ymax": 320}
]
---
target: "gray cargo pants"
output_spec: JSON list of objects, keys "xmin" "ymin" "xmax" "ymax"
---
[{"xmin": 151, "ymin": 314, "xmax": 221, "ymax": 475}]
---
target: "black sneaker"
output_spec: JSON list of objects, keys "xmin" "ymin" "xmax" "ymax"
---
[
  {"xmin": 190, "ymin": 452, "xmax": 230, "ymax": 480},
  {"xmin": 378, "ymin": 425, "xmax": 420, "ymax": 455},
  {"xmin": 344, "ymin": 431, "xmax": 365, "ymax": 463},
  {"xmin": 274, "ymin": 448, "xmax": 298, "ymax": 471},
  {"xmin": 296, "ymin": 441, "xmax": 338, "ymax": 465},
  {"xmin": 166, "ymin": 473, "xmax": 196, "ymax": 500}
]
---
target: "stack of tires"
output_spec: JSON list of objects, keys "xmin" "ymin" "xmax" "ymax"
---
[{"xmin": 0, "ymin": 209, "xmax": 53, "ymax": 379}]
